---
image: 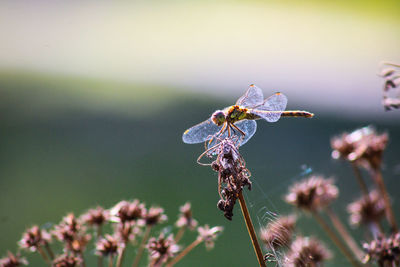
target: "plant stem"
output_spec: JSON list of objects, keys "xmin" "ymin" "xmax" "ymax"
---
[
  {"xmin": 37, "ymin": 245, "xmax": 52, "ymax": 266},
  {"xmin": 116, "ymin": 245, "xmax": 126, "ymax": 267},
  {"xmin": 166, "ymin": 238, "xmax": 202, "ymax": 267},
  {"xmin": 351, "ymin": 163, "xmax": 369, "ymax": 196},
  {"xmin": 97, "ymin": 226, "xmax": 103, "ymax": 267},
  {"xmin": 108, "ymin": 255, "xmax": 114, "ymax": 267},
  {"xmin": 44, "ymin": 243, "xmax": 54, "ymax": 260},
  {"xmin": 132, "ymin": 225, "xmax": 152, "ymax": 267},
  {"xmin": 174, "ymin": 227, "xmax": 185, "ymax": 243},
  {"xmin": 372, "ymin": 168, "xmax": 398, "ymax": 232},
  {"xmin": 238, "ymin": 191, "xmax": 266, "ymax": 267},
  {"xmin": 312, "ymin": 211, "xmax": 362, "ymax": 267},
  {"xmin": 325, "ymin": 207, "xmax": 364, "ymax": 261}
]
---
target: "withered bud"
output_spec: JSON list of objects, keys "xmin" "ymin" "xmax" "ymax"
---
[
  {"xmin": 147, "ymin": 233, "xmax": 179, "ymax": 266},
  {"xmin": 286, "ymin": 236, "xmax": 332, "ymax": 267},
  {"xmin": 0, "ymin": 252, "xmax": 28, "ymax": 267},
  {"xmin": 197, "ymin": 225, "xmax": 224, "ymax": 250},
  {"xmin": 19, "ymin": 225, "xmax": 51, "ymax": 252},
  {"xmin": 176, "ymin": 202, "xmax": 198, "ymax": 230},
  {"xmin": 109, "ymin": 200, "xmax": 146, "ymax": 224},
  {"xmin": 363, "ymin": 233, "xmax": 400, "ymax": 266},
  {"xmin": 144, "ymin": 207, "xmax": 167, "ymax": 226},
  {"xmin": 347, "ymin": 190, "xmax": 386, "ymax": 226},
  {"xmin": 285, "ymin": 175, "xmax": 338, "ymax": 211},
  {"xmin": 260, "ymin": 215, "xmax": 296, "ymax": 250},
  {"xmin": 80, "ymin": 206, "xmax": 109, "ymax": 227},
  {"xmin": 52, "ymin": 254, "xmax": 82, "ymax": 267},
  {"xmin": 96, "ymin": 235, "xmax": 119, "ymax": 257}
]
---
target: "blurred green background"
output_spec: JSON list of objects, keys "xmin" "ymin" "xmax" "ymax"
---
[{"xmin": 1, "ymin": 1, "xmax": 400, "ymax": 266}]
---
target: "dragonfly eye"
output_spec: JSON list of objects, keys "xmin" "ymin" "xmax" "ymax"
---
[{"xmin": 211, "ymin": 110, "xmax": 226, "ymax": 126}]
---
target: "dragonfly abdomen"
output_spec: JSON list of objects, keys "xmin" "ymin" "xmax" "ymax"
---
[{"xmin": 281, "ymin": 110, "xmax": 314, "ymax": 118}]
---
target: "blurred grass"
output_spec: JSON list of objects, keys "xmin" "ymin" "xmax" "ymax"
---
[{"xmin": 0, "ymin": 71, "xmax": 399, "ymax": 266}]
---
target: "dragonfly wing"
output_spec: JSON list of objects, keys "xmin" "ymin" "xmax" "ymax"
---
[
  {"xmin": 235, "ymin": 84, "xmax": 264, "ymax": 107},
  {"xmin": 207, "ymin": 120, "xmax": 257, "ymax": 148},
  {"xmin": 251, "ymin": 92, "xmax": 288, "ymax": 122},
  {"xmin": 182, "ymin": 118, "xmax": 222, "ymax": 144}
]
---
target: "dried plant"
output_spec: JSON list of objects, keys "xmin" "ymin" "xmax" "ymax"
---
[{"xmin": 379, "ymin": 61, "xmax": 400, "ymax": 110}]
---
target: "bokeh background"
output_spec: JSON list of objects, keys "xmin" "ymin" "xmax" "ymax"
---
[{"xmin": 1, "ymin": 0, "xmax": 400, "ymax": 266}]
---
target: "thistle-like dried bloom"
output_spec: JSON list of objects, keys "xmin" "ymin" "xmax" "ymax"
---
[
  {"xmin": 197, "ymin": 225, "xmax": 224, "ymax": 250},
  {"xmin": 331, "ymin": 126, "xmax": 388, "ymax": 170},
  {"xmin": 175, "ymin": 202, "xmax": 198, "ymax": 230},
  {"xmin": 96, "ymin": 235, "xmax": 119, "ymax": 257},
  {"xmin": 285, "ymin": 175, "xmax": 338, "ymax": 211},
  {"xmin": 109, "ymin": 200, "xmax": 146, "ymax": 224},
  {"xmin": 52, "ymin": 254, "xmax": 82, "ymax": 267},
  {"xmin": 363, "ymin": 232, "xmax": 400, "ymax": 266},
  {"xmin": 144, "ymin": 207, "xmax": 167, "ymax": 226},
  {"xmin": 0, "ymin": 252, "xmax": 28, "ymax": 267},
  {"xmin": 19, "ymin": 225, "xmax": 51, "ymax": 252},
  {"xmin": 80, "ymin": 206, "xmax": 109, "ymax": 227},
  {"xmin": 347, "ymin": 190, "xmax": 385, "ymax": 226},
  {"xmin": 260, "ymin": 215, "xmax": 296, "ymax": 250},
  {"xmin": 286, "ymin": 236, "xmax": 332, "ymax": 267},
  {"xmin": 147, "ymin": 233, "xmax": 179, "ymax": 267}
]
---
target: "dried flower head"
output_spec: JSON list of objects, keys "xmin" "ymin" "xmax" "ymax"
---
[
  {"xmin": 347, "ymin": 190, "xmax": 385, "ymax": 226},
  {"xmin": 144, "ymin": 206, "xmax": 168, "ymax": 226},
  {"xmin": 147, "ymin": 233, "xmax": 179, "ymax": 267},
  {"xmin": 363, "ymin": 232, "xmax": 400, "ymax": 266},
  {"xmin": 19, "ymin": 225, "xmax": 51, "ymax": 252},
  {"xmin": 260, "ymin": 215, "xmax": 296, "ymax": 250},
  {"xmin": 175, "ymin": 202, "xmax": 198, "ymax": 230},
  {"xmin": 114, "ymin": 221, "xmax": 141, "ymax": 244},
  {"xmin": 197, "ymin": 225, "xmax": 224, "ymax": 250},
  {"xmin": 285, "ymin": 175, "xmax": 338, "ymax": 211},
  {"xmin": 52, "ymin": 254, "xmax": 82, "ymax": 267},
  {"xmin": 286, "ymin": 236, "xmax": 332, "ymax": 267},
  {"xmin": 80, "ymin": 206, "xmax": 109, "ymax": 227},
  {"xmin": 0, "ymin": 252, "xmax": 28, "ymax": 267},
  {"xmin": 331, "ymin": 126, "xmax": 388, "ymax": 170},
  {"xmin": 96, "ymin": 234, "xmax": 119, "ymax": 257},
  {"xmin": 109, "ymin": 200, "xmax": 146, "ymax": 224}
]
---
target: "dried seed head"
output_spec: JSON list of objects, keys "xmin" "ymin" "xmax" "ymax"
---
[
  {"xmin": 80, "ymin": 206, "xmax": 109, "ymax": 227},
  {"xmin": 96, "ymin": 235, "xmax": 119, "ymax": 257},
  {"xmin": 19, "ymin": 225, "xmax": 51, "ymax": 252},
  {"xmin": 147, "ymin": 233, "xmax": 179, "ymax": 266},
  {"xmin": 285, "ymin": 175, "xmax": 338, "ymax": 211},
  {"xmin": 347, "ymin": 190, "xmax": 386, "ymax": 226},
  {"xmin": 331, "ymin": 126, "xmax": 388, "ymax": 170},
  {"xmin": 144, "ymin": 207, "xmax": 167, "ymax": 226},
  {"xmin": 176, "ymin": 202, "xmax": 198, "ymax": 230},
  {"xmin": 0, "ymin": 251, "xmax": 28, "ymax": 267},
  {"xmin": 197, "ymin": 225, "xmax": 224, "ymax": 250},
  {"xmin": 109, "ymin": 200, "xmax": 146, "ymax": 224},
  {"xmin": 286, "ymin": 236, "xmax": 332, "ymax": 267},
  {"xmin": 363, "ymin": 233, "xmax": 400, "ymax": 266},
  {"xmin": 52, "ymin": 254, "xmax": 82, "ymax": 267},
  {"xmin": 114, "ymin": 221, "xmax": 140, "ymax": 244},
  {"xmin": 260, "ymin": 215, "xmax": 296, "ymax": 250}
]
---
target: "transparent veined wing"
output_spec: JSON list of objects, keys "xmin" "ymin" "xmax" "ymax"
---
[
  {"xmin": 207, "ymin": 120, "xmax": 257, "ymax": 148},
  {"xmin": 235, "ymin": 84, "xmax": 264, "ymax": 108},
  {"xmin": 250, "ymin": 92, "xmax": 288, "ymax": 122},
  {"xmin": 182, "ymin": 118, "xmax": 221, "ymax": 144}
]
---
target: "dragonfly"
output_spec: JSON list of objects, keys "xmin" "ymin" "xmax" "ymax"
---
[{"xmin": 182, "ymin": 84, "xmax": 314, "ymax": 149}]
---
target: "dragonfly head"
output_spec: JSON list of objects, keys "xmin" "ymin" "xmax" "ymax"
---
[{"xmin": 211, "ymin": 110, "xmax": 226, "ymax": 126}]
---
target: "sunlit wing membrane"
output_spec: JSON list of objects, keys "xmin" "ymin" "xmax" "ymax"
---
[
  {"xmin": 235, "ymin": 84, "xmax": 264, "ymax": 108},
  {"xmin": 207, "ymin": 120, "xmax": 257, "ymax": 148},
  {"xmin": 251, "ymin": 92, "xmax": 288, "ymax": 122},
  {"xmin": 182, "ymin": 118, "xmax": 222, "ymax": 144}
]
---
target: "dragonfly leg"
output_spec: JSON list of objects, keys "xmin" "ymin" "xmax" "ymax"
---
[
  {"xmin": 205, "ymin": 122, "xmax": 227, "ymax": 150},
  {"xmin": 230, "ymin": 123, "xmax": 246, "ymax": 144}
]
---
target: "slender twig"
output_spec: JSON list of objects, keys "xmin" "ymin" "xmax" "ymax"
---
[
  {"xmin": 37, "ymin": 246, "xmax": 52, "ymax": 266},
  {"xmin": 372, "ymin": 168, "xmax": 398, "ymax": 232},
  {"xmin": 108, "ymin": 255, "xmax": 114, "ymax": 267},
  {"xmin": 351, "ymin": 163, "xmax": 369, "ymax": 196},
  {"xmin": 238, "ymin": 191, "xmax": 266, "ymax": 267},
  {"xmin": 132, "ymin": 225, "xmax": 152, "ymax": 267},
  {"xmin": 312, "ymin": 211, "xmax": 362, "ymax": 267},
  {"xmin": 166, "ymin": 238, "xmax": 202, "ymax": 267},
  {"xmin": 44, "ymin": 243, "xmax": 54, "ymax": 260},
  {"xmin": 116, "ymin": 245, "xmax": 126, "ymax": 267},
  {"xmin": 325, "ymin": 207, "xmax": 364, "ymax": 261},
  {"xmin": 174, "ymin": 227, "xmax": 185, "ymax": 243},
  {"xmin": 97, "ymin": 226, "xmax": 103, "ymax": 267}
]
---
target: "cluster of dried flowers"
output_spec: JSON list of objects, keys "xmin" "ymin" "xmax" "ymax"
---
[
  {"xmin": 260, "ymin": 126, "xmax": 397, "ymax": 267},
  {"xmin": 379, "ymin": 62, "xmax": 400, "ymax": 110},
  {"xmin": 1, "ymin": 201, "xmax": 222, "ymax": 267}
]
